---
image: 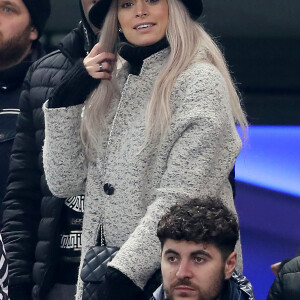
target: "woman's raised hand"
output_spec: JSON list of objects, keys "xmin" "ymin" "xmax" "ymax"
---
[{"xmin": 84, "ymin": 43, "xmax": 116, "ymax": 80}]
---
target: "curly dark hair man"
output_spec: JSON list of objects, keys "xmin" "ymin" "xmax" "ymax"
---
[
  {"xmin": 151, "ymin": 198, "xmax": 254, "ymax": 300},
  {"xmin": 157, "ymin": 198, "xmax": 239, "ymax": 260}
]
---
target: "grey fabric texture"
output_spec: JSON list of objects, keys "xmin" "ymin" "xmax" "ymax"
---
[{"xmin": 43, "ymin": 48, "xmax": 243, "ymax": 300}]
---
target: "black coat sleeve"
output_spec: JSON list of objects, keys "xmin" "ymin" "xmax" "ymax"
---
[
  {"xmin": 1, "ymin": 67, "xmax": 43, "ymax": 300},
  {"xmin": 48, "ymin": 59, "xmax": 100, "ymax": 108},
  {"xmin": 267, "ymin": 256, "xmax": 300, "ymax": 300},
  {"xmin": 267, "ymin": 274, "xmax": 283, "ymax": 300}
]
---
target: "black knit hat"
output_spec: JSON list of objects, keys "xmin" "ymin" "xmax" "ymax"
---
[
  {"xmin": 89, "ymin": 0, "xmax": 111, "ymax": 29},
  {"xmin": 89, "ymin": 0, "xmax": 203, "ymax": 28},
  {"xmin": 23, "ymin": 0, "xmax": 51, "ymax": 37},
  {"xmin": 182, "ymin": 0, "xmax": 203, "ymax": 20}
]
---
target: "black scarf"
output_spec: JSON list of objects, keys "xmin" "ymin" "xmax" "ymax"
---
[{"xmin": 118, "ymin": 37, "xmax": 169, "ymax": 75}]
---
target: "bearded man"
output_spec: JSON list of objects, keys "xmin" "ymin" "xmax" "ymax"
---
[
  {"xmin": 152, "ymin": 198, "xmax": 255, "ymax": 300},
  {"xmin": 0, "ymin": 0, "xmax": 50, "ymax": 207}
]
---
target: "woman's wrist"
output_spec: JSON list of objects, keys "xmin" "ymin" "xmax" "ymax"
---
[{"xmin": 48, "ymin": 59, "xmax": 100, "ymax": 108}]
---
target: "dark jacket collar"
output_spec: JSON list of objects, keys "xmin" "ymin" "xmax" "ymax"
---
[
  {"xmin": 54, "ymin": 0, "xmax": 97, "ymax": 63},
  {"xmin": 57, "ymin": 22, "xmax": 97, "ymax": 64},
  {"xmin": 228, "ymin": 270, "xmax": 255, "ymax": 300},
  {"xmin": 0, "ymin": 41, "xmax": 45, "ymax": 91}
]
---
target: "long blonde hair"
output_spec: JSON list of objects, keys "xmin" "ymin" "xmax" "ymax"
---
[
  {"xmin": 81, "ymin": 0, "xmax": 119, "ymax": 155},
  {"xmin": 81, "ymin": 0, "xmax": 247, "ymax": 156}
]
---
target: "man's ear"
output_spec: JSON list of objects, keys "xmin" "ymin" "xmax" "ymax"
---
[
  {"xmin": 224, "ymin": 251, "xmax": 237, "ymax": 280},
  {"xmin": 29, "ymin": 26, "xmax": 38, "ymax": 41}
]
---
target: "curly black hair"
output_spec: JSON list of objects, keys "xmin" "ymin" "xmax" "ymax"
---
[{"xmin": 157, "ymin": 197, "xmax": 239, "ymax": 259}]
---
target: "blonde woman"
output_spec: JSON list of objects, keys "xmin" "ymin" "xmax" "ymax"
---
[{"xmin": 43, "ymin": 0, "xmax": 247, "ymax": 299}]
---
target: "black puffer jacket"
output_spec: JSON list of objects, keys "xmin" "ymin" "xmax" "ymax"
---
[
  {"xmin": 267, "ymin": 252, "xmax": 300, "ymax": 300},
  {"xmin": 0, "ymin": 42, "xmax": 45, "ymax": 209},
  {"xmin": 1, "ymin": 22, "xmax": 96, "ymax": 300}
]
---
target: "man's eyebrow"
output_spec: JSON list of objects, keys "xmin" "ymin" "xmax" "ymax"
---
[
  {"xmin": 163, "ymin": 249, "xmax": 179, "ymax": 256},
  {"xmin": 190, "ymin": 250, "xmax": 212, "ymax": 259},
  {"xmin": 163, "ymin": 248, "xmax": 213, "ymax": 259},
  {"xmin": 1, "ymin": 1, "xmax": 21, "ymax": 13},
  {"xmin": 1, "ymin": 1, "xmax": 17, "ymax": 8}
]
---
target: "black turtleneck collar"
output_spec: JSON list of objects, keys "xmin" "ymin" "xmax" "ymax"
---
[{"xmin": 119, "ymin": 37, "xmax": 169, "ymax": 75}]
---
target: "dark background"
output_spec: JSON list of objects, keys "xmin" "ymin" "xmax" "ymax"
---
[{"xmin": 42, "ymin": 1, "xmax": 300, "ymax": 299}]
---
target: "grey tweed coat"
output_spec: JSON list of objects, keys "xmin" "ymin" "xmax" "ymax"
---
[{"xmin": 43, "ymin": 48, "xmax": 243, "ymax": 299}]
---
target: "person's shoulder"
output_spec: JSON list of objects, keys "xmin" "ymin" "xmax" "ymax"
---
[
  {"xmin": 31, "ymin": 25, "xmax": 83, "ymax": 72},
  {"xmin": 30, "ymin": 50, "xmax": 69, "ymax": 71},
  {"xmin": 25, "ymin": 50, "xmax": 73, "ymax": 87},
  {"xmin": 174, "ymin": 46, "xmax": 226, "ymax": 93},
  {"xmin": 230, "ymin": 271, "xmax": 255, "ymax": 300},
  {"xmin": 173, "ymin": 60, "xmax": 227, "ymax": 106},
  {"xmin": 180, "ymin": 60, "xmax": 224, "ymax": 87},
  {"xmin": 281, "ymin": 255, "xmax": 300, "ymax": 274}
]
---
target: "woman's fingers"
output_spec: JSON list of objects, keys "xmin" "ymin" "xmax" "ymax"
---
[
  {"xmin": 85, "ymin": 61, "xmax": 113, "ymax": 78},
  {"xmin": 85, "ymin": 61, "xmax": 112, "ymax": 73},
  {"xmin": 90, "ymin": 70, "xmax": 112, "ymax": 80},
  {"xmin": 94, "ymin": 52, "xmax": 116, "ymax": 63},
  {"xmin": 84, "ymin": 52, "xmax": 116, "ymax": 67},
  {"xmin": 88, "ymin": 42, "xmax": 101, "ymax": 57},
  {"xmin": 98, "ymin": 61, "xmax": 113, "ymax": 73},
  {"xmin": 84, "ymin": 51, "xmax": 116, "ymax": 80}
]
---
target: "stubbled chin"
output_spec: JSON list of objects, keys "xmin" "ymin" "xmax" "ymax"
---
[{"xmin": 171, "ymin": 289, "xmax": 198, "ymax": 300}]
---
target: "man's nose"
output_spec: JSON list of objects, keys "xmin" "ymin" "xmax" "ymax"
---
[{"xmin": 176, "ymin": 261, "xmax": 193, "ymax": 279}]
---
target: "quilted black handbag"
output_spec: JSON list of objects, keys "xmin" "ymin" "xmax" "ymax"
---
[{"xmin": 80, "ymin": 224, "xmax": 119, "ymax": 300}]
